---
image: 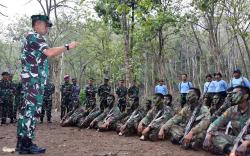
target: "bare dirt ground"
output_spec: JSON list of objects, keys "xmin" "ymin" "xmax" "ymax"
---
[{"xmin": 0, "ymin": 112, "xmax": 212, "ymax": 156}]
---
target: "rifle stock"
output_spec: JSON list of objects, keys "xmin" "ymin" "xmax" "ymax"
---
[{"xmin": 230, "ymin": 118, "xmax": 250, "ymax": 154}]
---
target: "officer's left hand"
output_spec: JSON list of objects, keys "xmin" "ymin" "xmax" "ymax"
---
[{"xmin": 183, "ymin": 131, "xmax": 193, "ymax": 145}]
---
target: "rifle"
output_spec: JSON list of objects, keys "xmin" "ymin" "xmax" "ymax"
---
[
  {"xmin": 148, "ymin": 109, "xmax": 163, "ymax": 127},
  {"xmin": 230, "ymin": 118, "xmax": 250, "ymax": 154},
  {"xmin": 179, "ymin": 103, "xmax": 202, "ymax": 146},
  {"xmin": 120, "ymin": 110, "xmax": 139, "ymax": 134}
]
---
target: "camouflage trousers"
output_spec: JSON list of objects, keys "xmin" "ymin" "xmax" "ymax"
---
[
  {"xmin": 1, "ymin": 99, "xmax": 14, "ymax": 123},
  {"xmin": 210, "ymin": 132, "xmax": 250, "ymax": 154},
  {"xmin": 77, "ymin": 108, "xmax": 101, "ymax": 128},
  {"xmin": 41, "ymin": 99, "xmax": 52, "ymax": 121},
  {"xmin": 117, "ymin": 120, "xmax": 139, "ymax": 136},
  {"xmin": 165, "ymin": 125, "xmax": 206, "ymax": 145},
  {"xmin": 17, "ymin": 77, "xmax": 45, "ymax": 139},
  {"xmin": 61, "ymin": 98, "xmax": 71, "ymax": 119}
]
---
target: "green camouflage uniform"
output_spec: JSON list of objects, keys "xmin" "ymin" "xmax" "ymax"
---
[
  {"xmin": 60, "ymin": 82, "xmax": 73, "ymax": 119},
  {"xmin": 161, "ymin": 104, "xmax": 210, "ymax": 146},
  {"xmin": 60, "ymin": 105, "xmax": 86, "ymax": 127},
  {"xmin": 17, "ymin": 31, "xmax": 49, "ymax": 139},
  {"xmin": 116, "ymin": 86, "xmax": 128, "ymax": 112},
  {"xmin": 14, "ymin": 82, "xmax": 23, "ymax": 120},
  {"xmin": 206, "ymin": 105, "xmax": 250, "ymax": 154},
  {"xmin": 98, "ymin": 96, "xmax": 139, "ymax": 131},
  {"xmin": 40, "ymin": 82, "xmax": 55, "ymax": 122},
  {"xmin": 0, "ymin": 79, "xmax": 14, "ymax": 123},
  {"xmin": 97, "ymin": 83, "xmax": 111, "ymax": 111},
  {"xmin": 146, "ymin": 105, "xmax": 174, "ymax": 141},
  {"xmin": 140, "ymin": 100, "xmax": 164, "ymax": 128},
  {"xmin": 128, "ymin": 85, "xmax": 139, "ymax": 98},
  {"xmin": 117, "ymin": 104, "xmax": 149, "ymax": 136},
  {"xmin": 78, "ymin": 95, "xmax": 114, "ymax": 128},
  {"xmin": 97, "ymin": 105, "xmax": 122, "ymax": 131}
]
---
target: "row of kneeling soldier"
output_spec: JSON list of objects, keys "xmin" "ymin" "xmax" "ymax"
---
[{"xmin": 61, "ymin": 79, "xmax": 250, "ymax": 156}]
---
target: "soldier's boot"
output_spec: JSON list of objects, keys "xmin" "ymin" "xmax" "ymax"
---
[
  {"xmin": 19, "ymin": 137, "xmax": 46, "ymax": 154},
  {"xmin": 15, "ymin": 136, "xmax": 22, "ymax": 151},
  {"xmin": 223, "ymin": 144, "xmax": 233, "ymax": 154},
  {"xmin": 47, "ymin": 118, "xmax": 52, "ymax": 123},
  {"xmin": 40, "ymin": 117, "xmax": 43, "ymax": 124}
]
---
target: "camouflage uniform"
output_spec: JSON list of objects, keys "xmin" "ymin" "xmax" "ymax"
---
[
  {"xmin": 71, "ymin": 83, "xmax": 80, "ymax": 110},
  {"xmin": 14, "ymin": 82, "xmax": 23, "ymax": 120},
  {"xmin": 206, "ymin": 105, "xmax": 250, "ymax": 154},
  {"xmin": 98, "ymin": 96, "xmax": 139, "ymax": 132},
  {"xmin": 40, "ymin": 82, "xmax": 55, "ymax": 122},
  {"xmin": 161, "ymin": 104, "xmax": 210, "ymax": 146},
  {"xmin": 143, "ymin": 105, "xmax": 174, "ymax": 141},
  {"xmin": 60, "ymin": 81, "xmax": 73, "ymax": 119},
  {"xmin": 84, "ymin": 84, "xmax": 96, "ymax": 109},
  {"xmin": 78, "ymin": 94, "xmax": 114, "ymax": 128},
  {"xmin": 0, "ymin": 79, "xmax": 14, "ymax": 123},
  {"xmin": 128, "ymin": 85, "xmax": 139, "ymax": 98},
  {"xmin": 139, "ymin": 101, "xmax": 164, "ymax": 128},
  {"xmin": 116, "ymin": 86, "xmax": 128, "ymax": 112},
  {"xmin": 117, "ymin": 101, "xmax": 151, "ymax": 136},
  {"xmin": 98, "ymin": 83, "xmax": 111, "ymax": 111},
  {"xmin": 60, "ymin": 105, "xmax": 87, "ymax": 127},
  {"xmin": 17, "ymin": 31, "xmax": 49, "ymax": 140},
  {"xmin": 97, "ymin": 105, "xmax": 122, "ymax": 131}
]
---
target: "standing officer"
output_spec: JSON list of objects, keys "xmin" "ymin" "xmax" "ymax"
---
[{"xmin": 16, "ymin": 14, "xmax": 78, "ymax": 154}]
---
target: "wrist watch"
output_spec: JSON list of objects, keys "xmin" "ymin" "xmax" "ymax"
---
[{"xmin": 64, "ymin": 44, "xmax": 69, "ymax": 50}]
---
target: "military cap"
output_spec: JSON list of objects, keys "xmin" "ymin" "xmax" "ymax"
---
[
  {"xmin": 233, "ymin": 68, "xmax": 241, "ymax": 74},
  {"xmin": 31, "ymin": 15, "xmax": 53, "ymax": 27},
  {"xmin": 104, "ymin": 76, "xmax": 109, "ymax": 80},
  {"xmin": 1, "ymin": 72, "xmax": 9, "ymax": 76}
]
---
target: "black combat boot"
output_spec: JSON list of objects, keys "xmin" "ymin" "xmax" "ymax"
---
[
  {"xmin": 19, "ymin": 137, "xmax": 46, "ymax": 154},
  {"xmin": 15, "ymin": 136, "xmax": 22, "ymax": 151},
  {"xmin": 47, "ymin": 118, "xmax": 52, "ymax": 123},
  {"xmin": 40, "ymin": 117, "xmax": 43, "ymax": 124}
]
